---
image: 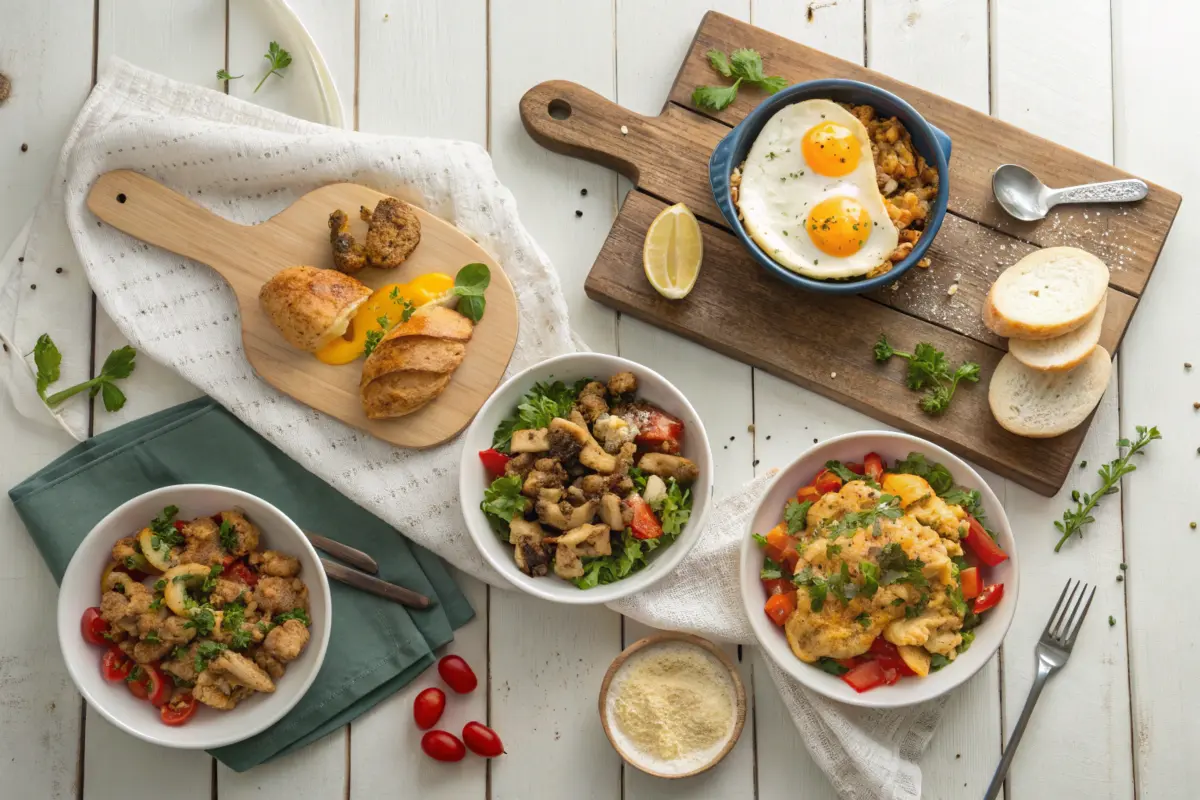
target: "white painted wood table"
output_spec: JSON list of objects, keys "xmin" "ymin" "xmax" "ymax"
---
[{"xmin": 1, "ymin": 1, "xmax": 1194, "ymax": 797}]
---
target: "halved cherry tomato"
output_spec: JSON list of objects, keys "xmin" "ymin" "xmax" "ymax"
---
[
  {"xmin": 478, "ymin": 449, "xmax": 511, "ymax": 476},
  {"xmin": 844, "ymin": 462, "xmax": 865, "ymax": 475},
  {"xmin": 842, "ymin": 660, "xmax": 887, "ymax": 693},
  {"xmin": 142, "ymin": 666, "xmax": 170, "ymax": 707},
  {"xmin": 764, "ymin": 591, "xmax": 797, "ymax": 626},
  {"xmin": 863, "ymin": 453, "xmax": 885, "ymax": 483},
  {"xmin": 626, "ymin": 495, "xmax": 663, "ymax": 540},
  {"xmin": 963, "ymin": 516, "xmax": 1009, "ymax": 566},
  {"xmin": 462, "ymin": 721, "xmax": 505, "ymax": 758},
  {"xmin": 973, "ymin": 583, "xmax": 1004, "ymax": 613},
  {"xmin": 421, "ymin": 730, "xmax": 467, "ymax": 762},
  {"xmin": 223, "ymin": 559, "xmax": 259, "ymax": 588},
  {"xmin": 81, "ymin": 607, "xmax": 109, "ymax": 646},
  {"xmin": 868, "ymin": 637, "xmax": 902, "ymax": 660},
  {"xmin": 101, "ymin": 648, "xmax": 133, "ymax": 682},
  {"xmin": 161, "ymin": 692, "xmax": 198, "ymax": 726},
  {"xmin": 761, "ymin": 577, "xmax": 792, "ymax": 597},
  {"xmin": 635, "ymin": 409, "xmax": 684, "ymax": 454},
  {"xmin": 813, "ymin": 469, "xmax": 844, "ymax": 495},
  {"xmin": 438, "ymin": 655, "xmax": 478, "ymax": 694},
  {"xmin": 126, "ymin": 665, "xmax": 151, "ymax": 699},
  {"xmin": 414, "ymin": 687, "xmax": 446, "ymax": 730},
  {"xmin": 960, "ymin": 567, "xmax": 981, "ymax": 600},
  {"xmin": 795, "ymin": 485, "xmax": 821, "ymax": 504},
  {"xmin": 865, "ymin": 637, "xmax": 916, "ymax": 676},
  {"xmin": 763, "ymin": 525, "xmax": 800, "ymax": 573}
]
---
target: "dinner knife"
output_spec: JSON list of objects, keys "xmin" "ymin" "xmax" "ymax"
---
[
  {"xmin": 320, "ymin": 557, "xmax": 432, "ymax": 610},
  {"xmin": 303, "ymin": 530, "xmax": 379, "ymax": 574}
]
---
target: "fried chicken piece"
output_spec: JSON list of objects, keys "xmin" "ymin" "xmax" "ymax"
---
[
  {"xmin": 329, "ymin": 209, "xmax": 367, "ymax": 273},
  {"xmin": 161, "ymin": 643, "xmax": 201, "ymax": 684},
  {"xmin": 607, "ymin": 371, "xmax": 637, "ymax": 396},
  {"xmin": 208, "ymin": 578, "xmax": 248, "ymax": 608},
  {"xmin": 111, "ymin": 537, "xmax": 139, "ymax": 565},
  {"xmin": 250, "ymin": 550, "xmax": 301, "ymax": 578},
  {"xmin": 263, "ymin": 619, "xmax": 310, "ymax": 663},
  {"xmin": 218, "ymin": 509, "xmax": 260, "ymax": 557},
  {"xmin": 575, "ymin": 381, "xmax": 609, "ymax": 423},
  {"xmin": 253, "ymin": 576, "xmax": 309, "ymax": 618},
  {"xmin": 359, "ymin": 198, "xmax": 421, "ymax": 269},
  {"xmin": 179, "ymin": 517, "xmax": 224, "ymax": 565},
  {"xmin": 194, "ymin": 651, "xmax": 274, "ymax": 710},
  {"xmin": 254, "ymin": 650, "xmax": 286, "ymax": 681}
]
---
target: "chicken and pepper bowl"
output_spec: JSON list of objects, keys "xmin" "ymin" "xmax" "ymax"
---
[
  {"xmin": 462, "ymin": 353, "xmax": 713, "ymax": 605},
  {"xmin": 58, "ymin": 485, "xmax": 330, "ymax": 749}
]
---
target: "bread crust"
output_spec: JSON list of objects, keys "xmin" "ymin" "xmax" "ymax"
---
[
  {"xmin": 359, "ymin": 306, "xmax": 473, "ymax": 419},
  {"xmin": 1008, "ymin": 296, "xmax": 1106, "ymax": 373},
  {"xmin": 259, "ymin": 266, "xmax": 372, "ymax": 352}
]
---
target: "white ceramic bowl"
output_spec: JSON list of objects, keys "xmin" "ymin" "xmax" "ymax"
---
[
  {"xmin": 739, "ymin": 431, "xmax": 1018, "ymax": 708},
  {"xmin": 58, "ymin": 484, "xmax": 331, "ymax": 748},
  {"xmin": 461, "ymin": 353, "xmax": 714, "ymax": 604}
]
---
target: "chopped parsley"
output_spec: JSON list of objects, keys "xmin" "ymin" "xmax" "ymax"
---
[
  {"xmin": 785, "ymin": 499, "xmax": 812, "ymax": 534},
  {"xmin": 274, "ymin": 608, "xmax": 311, "ymax": 626},
  {"xmin": 930, "ymin": 653, "xmax": 952, "ymax": 671},
  {"xmin": 184, "ymin": 605, "xmax": 217, "ymax": 637},
  {"xmin": 194, "ymin": 641, "xmax": 227, "ymax": 673},
  {"xmin": 201, "ymin": 563, "xmax": 223, "ymax": 593},
  {"xmin": 859, "ymin": 561, "xmax": 880, "ymax": 599},
  {"xmin": 491, "ymin": 379, "xmax": 589, "ymax": 452},
  {"xmin": 890, "ymin": 453, "xmax": 954, "ymax": 495},
  {"xmin": 854, "ymin": 611, "xmax": 871, "ymax": 629},
  {"xmin": 823, "ymin": 494, "xmax": 902, "ymax": 539},
  {"xmin": 150, "ymin": 505, "xmax": 183, "ymax": 548},
  {"xmin": 144, "ymin": 630, "xmax": 160, "ymax": 645},
  {"xmin": 823, "ymin": 460, "xmax": 860, "ymax": 483},
  {"xmin": 219, "ymin": 519, "xmax": 239, "ymax": 553},
  {"xmin": 815, "ymin": 657, "xmax": 849, "ymax": 676},
  {"xmin": 761, "ymin": 557, "xmax": 783, "ymax": 580},
  {"xmin": 878, "ymin": 542, "xmax": 928, "ymax": 587}
]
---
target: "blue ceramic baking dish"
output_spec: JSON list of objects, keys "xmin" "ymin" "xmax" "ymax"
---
[{"xmin": 709, "ymin": 79, "xmax": 952, "ymax": 295}]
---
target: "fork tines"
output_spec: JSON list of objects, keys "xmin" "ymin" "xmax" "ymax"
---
[{"xmin": 1044, "ymin": 578, "xmax": 1096, "ymax": 646}]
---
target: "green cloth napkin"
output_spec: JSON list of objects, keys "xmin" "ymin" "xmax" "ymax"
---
[{"xmin": 9, "ymin": 398, "xmax": 473, "ymax": 771}]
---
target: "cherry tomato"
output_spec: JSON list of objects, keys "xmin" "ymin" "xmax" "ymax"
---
[
  {"xmin": 843, "ymin": 462, "xmax": 865, "ymax": 475},
  {"xmin": 795, "ymin": 485, "xmax": 821, "ymax": 505},
  {"xmin": 863, "ymin": 452, "xmax": 885, "ymax": 483},
  {"xmin": 634, "ymin": 409, "xmax": 684, "ymax": 454},
  {"xmin": 760, "ymin": 577, "xmax": 792, "ymax": 597},
  {"xmin": 813, "ymin": 469, "xmax": 844, "ymax": 495},
  {"xmin": 126, "ymin": 665, "xmax": 151, "ymax": 700},
  {"xmin": 223, "ymin": 559, "xmax": 259, "ymax": 588},
  {"xmin": 960, "ymin": 567, "xmax": 981, "ymax": 600},
  {"xmin": 462, "ymin": 721, "xmax": 505, "ymax": 758},
  {"xmin": 763, "ymin": 525, "xmax": 800, "ymax": 573},
  {"xmin": 763, "ymin": 591, "xmax": 796, "ymax": 626},
  {"xmin": 962, "ymin": 516, "xmax": 1009, "ymax": 566},
  {"xmin": 973, "ymin": 583, "xmax": 1005, "ymax": 613},
  {"xmin": 478, "ymin": 449, "xmax": 512, "ymax": 476},
  {"xmin": 421, "ymin": 730, "xmax": 467, "ymax": 762},
  {"xmin": 81, "ymin": 607, "xmax": 109, "ymax": 646},
  {"xmin": 625, "ymin": 495, "xmax": 663, "ymax": 540},
  {"xmin": 161, "ymin": 693, "xmax": 198, "ymax": 726},
  {"xmin": 101, "ymin": 648, "xmax": 133, "ymax": 682},
  {"xmin": 438, "ymin": 655, "xmax": 478, "ymax": 694},
  {"xmin": 143, "ymin": 666, "xmax": 171, "ymax": 707},
  {"xmin": 413, "ymin": 687, "xmax": 446, "ymax": 730}
]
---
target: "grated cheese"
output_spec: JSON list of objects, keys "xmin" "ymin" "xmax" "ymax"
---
[{"xmin": 609, "ymin": 643, "xmax": 734, "ymax": 769}]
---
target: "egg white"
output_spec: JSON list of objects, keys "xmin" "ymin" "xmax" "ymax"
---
[{"xmin": 736, "ymin": 99, "xmax": 899, "ymax": 281}]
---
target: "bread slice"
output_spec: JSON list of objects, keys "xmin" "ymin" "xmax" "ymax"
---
[
  {"xmin": 360, "ymin": 306, "xmax": 473, "ymax": 419},
  {"xmin": 1008, "ymin": 296, "xmax": 1106, "ymax": 372},
  {"xmin": 984, "ymin": 247, "xmax": 1109, "ymax": 340},
  {"xmin": 989, "ymin": 348, "xmax": 1112, "ymax": 438}
]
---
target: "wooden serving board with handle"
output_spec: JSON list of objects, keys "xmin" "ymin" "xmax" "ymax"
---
[
  {"xmin": 87, "ymin": 170, "xmax": 518, "ymax": 448},
  {"xmin": 519, "ymin": 11, "xmax": 1181, "ymax": 496}
]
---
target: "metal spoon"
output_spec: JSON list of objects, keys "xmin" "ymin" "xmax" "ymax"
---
[{"xmin": 991, "ymin": 164, "xmax": 1148, "ymax": 221}]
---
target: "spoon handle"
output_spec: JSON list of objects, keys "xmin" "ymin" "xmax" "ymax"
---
[{"xmin": 1048, "ymin": 178, "xmax": 1148, "ymax": 207}]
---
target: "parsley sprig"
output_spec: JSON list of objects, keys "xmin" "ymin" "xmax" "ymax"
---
[
  {"xmin": 874, "ymin": 334, "xmax": 979, "ymax": 415},
  {"xmin": 1054, "ymin": 425, "xmax": 1161, "ymax": 552},
  {"xmin": 34, "ymin": 334, "xmax": 137, "ymax": 412},
  {"xmin": 255, "ymin": 41, "xmax": 292, "ymax": 93},
  {"xmin": 692, "ymin": 48, "xmax": 787, "ymax": 112}
]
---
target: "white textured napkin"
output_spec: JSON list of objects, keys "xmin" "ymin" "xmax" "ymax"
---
[{"xmin": 1, "ymin": 59, "xmax": 942, "ymax": 799}]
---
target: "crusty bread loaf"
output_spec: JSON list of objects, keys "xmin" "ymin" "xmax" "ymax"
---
[
  {"xmin": 259, "ymin": 266, "xmax": 372, "ymax": 352},
  {"xmin": 983, "ymin": 247, "xmax": 1109, "ymax": 340},
  {"xmin": 360, "ymin": 306, "xmax": 473, "ymax": 419},
  {"xmin": 989, "ymin": 348, "xmax": 1111, "ymax": 438},
  {"xmin": 1008, "ymin": 296, "xmax": 1106, "ymax": 372}
]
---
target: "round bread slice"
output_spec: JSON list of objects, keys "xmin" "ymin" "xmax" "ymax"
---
[
  {"xmin": 989, "ymin": 348, "xmax": 1112, "ymax": 438},
  {"xmin": 984, "ymin": 247, "xmax": 1109, "ymax": 340},
  {"xmin": 1008, "ymin": 296, "xmax": 1106, "ymax": 372},
  {"xmin": 259, "ymin": 266, "xmax": 371, "ymax": 352}
]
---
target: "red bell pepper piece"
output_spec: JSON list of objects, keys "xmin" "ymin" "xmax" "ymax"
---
[
  {"xmin": 841, "ymin": 660, "xmax": 887, "ymax": 693},
  {"xmin": 963, "ymin": 516, "xmax": 1009, "ymax": 566},
  {"xmin": 635, "ymin": 409, "xmax": 684, "ymax": 454},
  {"xmin": 960, "ymin": 567, "xmax": 981, "ymax": 600},
  {"xmin": 764, "ymin": 591, "xmax": 797, "ymax": 626},
  {"xmin": 973, "ymin": 583, "xmax": 1004, "ymax": 613},
  {"xmin": 863, "ymin": 452, "xmax": 885, "ymax": 483},
  {"xmin": 761, "ymin": 577, "xmax": 793, "ymax": 597},
  {"xmin": 813, "ymin": 469, "xmax": 844, "ymax": 495},
  {"xmin": 795, "ymin": 485, "xmax": 822, "ymax": 504},
  {"xmin": 764, "ymin": 526, "xmax": 800, "ymax": 573},
  {"xmin": 626, "ymin": 495, "xmax": 663, "ymax": 540},
  {"xmin": 478, "ymin": 448, "xmax": 511, "ymax": 477}
]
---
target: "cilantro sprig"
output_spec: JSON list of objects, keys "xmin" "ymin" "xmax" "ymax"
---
[
  {"xmin": 874, "ymin": 334, "xmax": 979, "ymax": 415},
  {"xmin": 692, "ymin": 48, "xmax": 787, "ymax": 112},
  {"xmin": 1054, "ymin": 425, "xmax": 1160, "ymax": 552},
  {"xmin": 34, "ymin": 334, "xmax": 137, "ymax": 412},
  {"xmin": 254, "ymin": 41, "xmax": 292, "ymax": 93}
]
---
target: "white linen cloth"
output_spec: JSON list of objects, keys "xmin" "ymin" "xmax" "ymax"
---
[{"xmin": 0, "ymin": 59, "xmax": 941, "ymax": 800}]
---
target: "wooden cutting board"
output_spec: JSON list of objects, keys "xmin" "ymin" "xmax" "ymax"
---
[
  {"xmin": 519, "ymin": 11, "xmax": 1180, "ymax": 496},
  {"xmin": 87, "ymin": 170, "xmax": 518, "ymax": 448}
]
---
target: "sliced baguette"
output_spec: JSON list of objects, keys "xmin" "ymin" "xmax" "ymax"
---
[
  {"xmin": 989, "ymin": 348, "xmax": 1111, "ymax": 438},
  {"xmin": 984, "ymin": 247, "xmax": 1109, "ymax": 340},
  {"xmin": 1008, "ymin": 296, "xmax": 1106, "ymax": 372}
]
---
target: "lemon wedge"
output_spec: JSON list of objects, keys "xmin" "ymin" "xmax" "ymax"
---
[{"xmin": 643, "ymin": 202, "xmax": 702, "ymax": 300}]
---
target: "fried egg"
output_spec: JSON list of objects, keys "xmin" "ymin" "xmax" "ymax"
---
[{"xmin": 736, "ymin": 99, "xmax": 899, "ymax": 280}]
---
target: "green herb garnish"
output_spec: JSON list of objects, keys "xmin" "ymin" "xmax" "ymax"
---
[
  {"xmin": 452, "ymin": 263, "xmax": 490, "ymax": 323},
  {"xmin": 254, "ymin": 41, "xmax": 292, "ymax": 93},
  {"xmin": 692, "ymin": 48, "xmax": 787, "ymax": 112},
  {"xmin": 785, "ymin": 499, "xmax": 812, "ymax": 534},
  {"xmin": 480, "ymin": 474, "xmax": 526, "ymax": 524},
  {"xmin": 873, "ymin": 334, "xmax": 979, "ymax": 415},
  {"xmin": 274, "ymin": 608, "xmax": 311, "ymax": 626},
  {"xmin": 34, "ymin": 334, "xmax": 137, "ymax": 412}
]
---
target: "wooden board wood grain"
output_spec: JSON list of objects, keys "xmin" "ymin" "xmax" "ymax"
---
[
  {"xmin": 86, "ymin": 170, "xmax": 518, "ymax": 448},
  {"xmin": 519, "ymin": 11, "xmax": 1181, "ymax": 496}
]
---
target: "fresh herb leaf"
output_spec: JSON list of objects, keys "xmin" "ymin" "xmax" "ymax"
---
[
  {"xmin": 201, "ymin": 564, "xmax": 223, "ymax": 593},
  {"xmin": 452, "ymin": 263, "xmax": 490, "ymax": 323},
  {"xmin": 854, "ymin": 611, "xmax": 871, "ymax": 629},
  {"xmin": 692, "ymin": 47, "xmax": 786, "ymax": 112},
  {"xmin": 491, "ymin": 379, "xmax": 589, "ymax": 451},
  {"xmin": 878, "ymin": 542, "xmax": 928, "ymax": 587},
  {"xmin": 185, "ymin": 606, "xmax": 217, "ymax": 637},
  {"xmin": 274, "ymin": 608, "xmax": 310, "ymax": 626},
  {"xmin": 194, "ymin": 641, "xmax": 228, "ymax": 673},
  {"xmin": 825, "ymin": 495, "xmax": 902, "ymax": 539},
  {"xmin": 807, "ymin": 579, "xmax": 828, "ymax": 612},
  {"xmin": 761, "ymin": 557, "xmax": 783, "ymax": 580},
  {"xmin": 363, "ymin": 328, "xmax": 385, "ymax": 358},
  {"xmin": 859, "ymin": 561, "xmax": 880, "ymax": 599},
  {"xmin": 254, "ymin": 41, "xmax": 292, "ymax": 93},
  {"xmin": 929, "ymin": 653, "xmax": 951, "ymax": 671},
  {"xmin": 824, "ymin": 460, "xmax": 860, "ymax": 483},
  {"xmin": 1055, "ymin": 425, "xmax": 1161, "ymax": 552},
  {"xmin": 230, "ymin": 629, "xmax": 252, "ymax": 650},
  {"xmin": 752, "ymin": 532, "xmax": 769, "ymax": 547},
  {"xmin": 692, "ymin": 81, "xmax": 742, "ymax": 111},
  {"xmin": 706, "ymin": 48, "xmax": 733, "ymax": 78},
  {"xmin": 216, "ymin": 69, "xmax": 243, "ymax": 82},
  {"xmin": 33, "ymin": 334, "xmax": 61, "ymax": 398},
  {"xmin": 144, "ymin": 630, "xmax": 160, "ymax": 645},
  {"xmin": 151, "ymin": 506, "xmax": 182, "ymax": 548},
  {"xmin": 219, "ymin": 520, "xmax": 238, "ymax": 553},
  {"xmin": 37, "ymin": 336, "xmax": 137, "ymax": 412},
  {"xmin": 785, "ymin": 499, "xmax": 812, "ymax": 534},
  {"xmin": 958, "ymin": 630, "xmax": 975, "ymax": 653},
  {"xmin": 826, "ymin": 561, "xmax": 858, "ymax": 604},
  {"xmin": 480, "ymin": 474, "xmax": 526, "ymax": 523},
  {"xmin": 891, "ymin": 453, "xmax": 955, "ymax": 495},
  {"xmin": 905, "ymin": 593, "xmax": 930, "ymax": 618},
  {"xmin": 815, "ymin": 657, "xmax": 849, "ymax": 676},
  {"xmin": 873, "ymin": 334, "xmax": 978, "ymax": 415},
  {"xmin": 658, "ymin": 478, "xmax": 691, "ymax": 536}
]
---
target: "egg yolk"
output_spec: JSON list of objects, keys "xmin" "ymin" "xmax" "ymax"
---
[
  {"xmin": 315, "ymin": 273, "xmax": 453, "ymax": 365},
  {"xmin": 801, "ymin": 121, "xmax": 861, "ymax": 177},
  {"xmin": 806, "ymin": 196, "xmax": 872, "ymax": 257}
]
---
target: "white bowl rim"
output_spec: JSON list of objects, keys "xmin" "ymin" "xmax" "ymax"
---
[
  {"xmin": 460, "ymin": 352, "xmax": 714, "ymax": 605},
  {"xmin": 740, "ymin": 430, "xmax": 1020, "ymax": 709},
  {"xmin": 57, "ymin": 483, "xmax": 333, "ymax": 749}
]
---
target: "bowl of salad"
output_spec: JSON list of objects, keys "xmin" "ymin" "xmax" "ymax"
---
[
  {"xmin": 461, "ymin": 353, "xmax": 713, "ymax": 604},
  {"xmin": 739, "ymin": 432, "xmax": 1017, "ymax": 708}
]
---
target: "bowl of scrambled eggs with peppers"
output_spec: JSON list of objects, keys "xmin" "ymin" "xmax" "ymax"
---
[{"xmin": 739, "ymin": 432, "xmax": 1017, "ymax": 708}]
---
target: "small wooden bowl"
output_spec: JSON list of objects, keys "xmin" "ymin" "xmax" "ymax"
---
[{"xmin": 597, "ymin": 632, "xmax": 747, "ymax": 779}]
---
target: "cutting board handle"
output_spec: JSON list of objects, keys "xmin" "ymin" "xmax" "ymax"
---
[
  {"xmin": 520, "ymin": 80, "xmax": 652, "ymax": 182},
  {"xmin": 87, "ymin": 170, "xmax": 256, "ymax": 282}
]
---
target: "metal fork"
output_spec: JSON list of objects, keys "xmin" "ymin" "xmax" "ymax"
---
[{"xmin": 984, "ymin": 579, "xmax": 1096, "ymax": 800}]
